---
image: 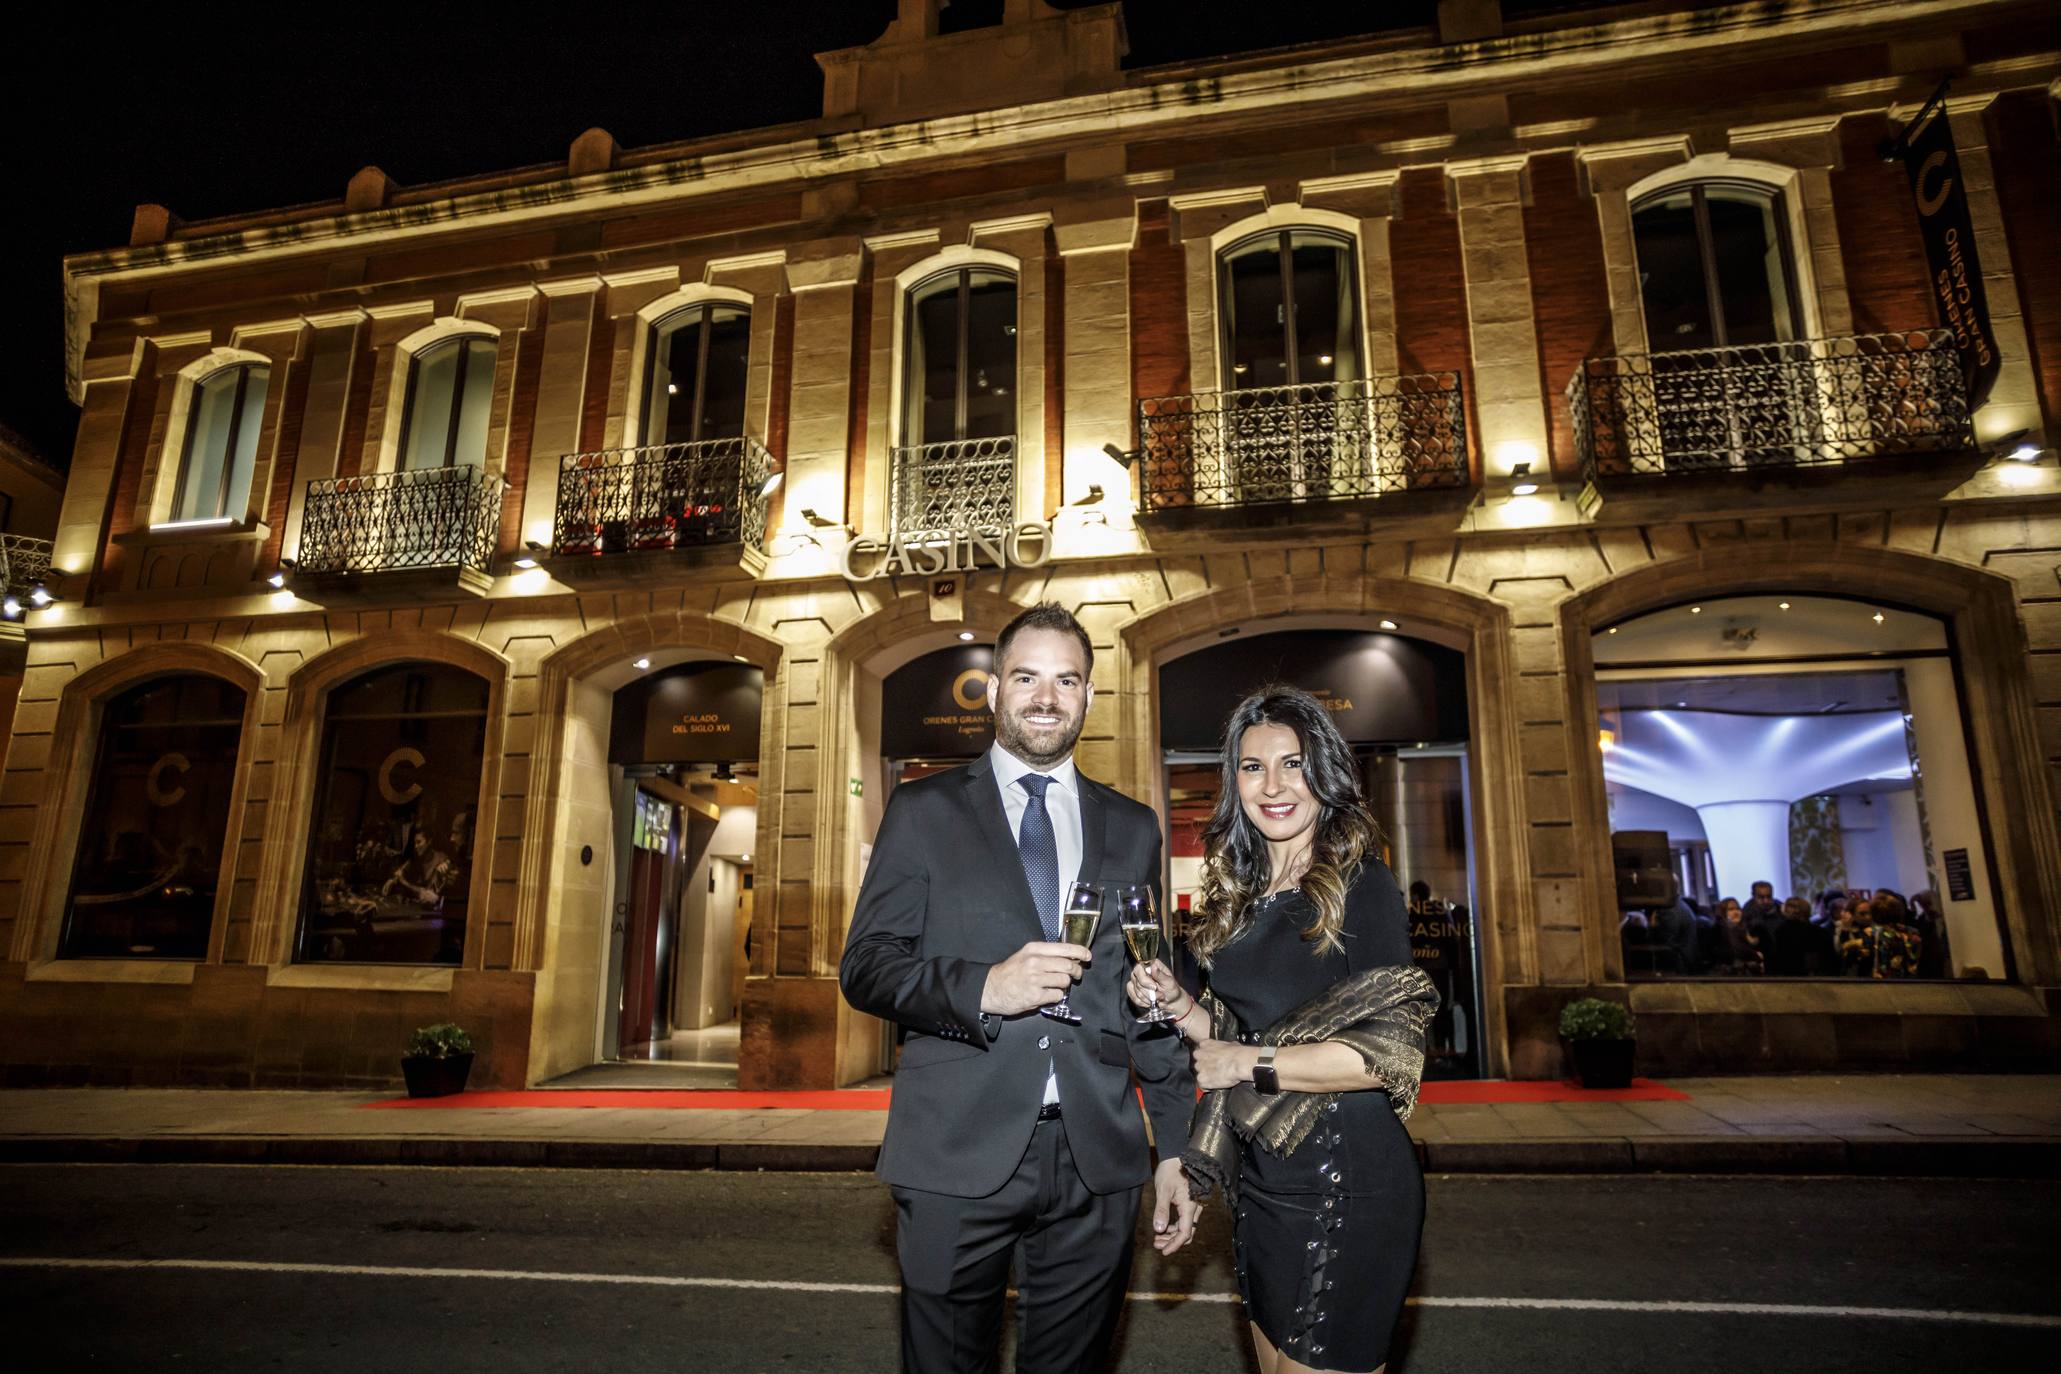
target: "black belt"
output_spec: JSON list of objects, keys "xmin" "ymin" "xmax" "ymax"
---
[{"xmin": 1036, "ymin": 1102, "xmax": 1062, "ymax": 1122}]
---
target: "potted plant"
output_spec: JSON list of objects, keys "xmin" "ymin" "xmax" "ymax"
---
[
  {"xmin": 401, "ymin": 1022, "xmax": 475, "ymax": 1099},
  {"xmin": 1558, "ymin": 997, "xmax": 1636, "ymax": 1090}
]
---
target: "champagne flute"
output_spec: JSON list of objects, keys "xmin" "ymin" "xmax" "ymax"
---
[
  {"xmin": 1043, "ymin": 881, "xmax": 1103, "ymax": 1024},
  {"xmin": 1117, "ymin": 884, "xmax": 1172, "ymax": 1023}
]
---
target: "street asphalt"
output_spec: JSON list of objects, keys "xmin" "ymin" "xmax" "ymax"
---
[{"xmin": 1, "ymin": 1164, "xmax": 2054, "ymax": 1372}]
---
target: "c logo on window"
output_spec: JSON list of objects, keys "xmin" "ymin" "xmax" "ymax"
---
[
  {"xmin": 952, "ymin": 670, "xmax": 991, "ymax": 712},
  {"xmin": 378, "ymin": 747, "xmax": 427, "ymax": 805},
  {"xmin": 145, "ymin": 753, "xmax": 190, "ymax": 807}
]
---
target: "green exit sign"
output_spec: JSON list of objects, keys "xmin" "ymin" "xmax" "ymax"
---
[{"xmin": 849, "ymin": 778, "xmax": 864, "ymax": 797}]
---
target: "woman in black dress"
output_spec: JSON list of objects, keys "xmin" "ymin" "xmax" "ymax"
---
[{"xmin": 1130, "ymin": 685, "xmax": 1426, "ymax": 1374}]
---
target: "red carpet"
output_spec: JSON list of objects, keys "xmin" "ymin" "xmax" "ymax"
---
[{"xmin": 368, "ymin": 1079, "xmax": 1686, "ymax": 1110}]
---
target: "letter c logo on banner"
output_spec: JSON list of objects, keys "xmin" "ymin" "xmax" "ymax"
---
[
  {"xmin": 1916, "ymin": 150, "xmax": 1953, "ymax": 217},
  {"xmin": 145, "ymin": 753, "xmax": 191, "ymax": 808},
  {"xmin": 952, "ymin": 670, "xmax": 990, "ymax": 712},
  {"xmin": 378, "ymin": 747, "xmax": 427, "ymax": 805}
]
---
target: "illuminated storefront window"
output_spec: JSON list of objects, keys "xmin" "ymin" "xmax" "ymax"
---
[
  {"xmin": 295, "ymin": 662, "xmax": 489, "ymax": 965},
  {"xmin": 60, "ymin": 675, "xmax": 247, "ymax": 959},
  {"xmin": 1599, "ymin": 596, "xmax": 2003, "ymax": 981}
]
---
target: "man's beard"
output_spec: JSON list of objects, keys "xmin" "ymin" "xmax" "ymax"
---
[{"xmin": 995, "ymin": 702, "xmax": 1083, "ymax": 768}]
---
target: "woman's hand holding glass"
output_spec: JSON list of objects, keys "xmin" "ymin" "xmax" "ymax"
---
[{"xmin": 1125, "ymin": 959, "xmax": 1203, "ymax": 1039}]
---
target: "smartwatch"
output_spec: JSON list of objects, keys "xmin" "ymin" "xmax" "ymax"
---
[{"xmin": 1252, "ymin": 1044, "xmax": 1280, "ymax": 1096}]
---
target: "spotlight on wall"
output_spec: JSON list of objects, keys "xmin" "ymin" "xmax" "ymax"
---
[
  {"xmin": 1100, "ymin": 442, "xmax": 1138, "ymax": 470},
  {"xmin": 1509, "ymin": 462, "xmax": 1538, "ymax": 497}
]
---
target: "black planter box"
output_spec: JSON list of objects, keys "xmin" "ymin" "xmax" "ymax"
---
[
  {"xmin": 401, "ymin": 1053, "xmax": 475, "ymax": 1099},
  {"xmin": 1565, "ymin": 1037, "xmax": 1636, "ymax": 1090}
]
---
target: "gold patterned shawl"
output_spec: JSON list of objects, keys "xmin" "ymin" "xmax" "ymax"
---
[{"xmin": 1181, "ymin": 964, "xmax": 1439, "ymax": 1204}]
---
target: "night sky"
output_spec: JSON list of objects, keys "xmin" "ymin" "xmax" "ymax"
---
[{"xmin": 0, "ymin": 1, "xmax": 1442, "ymax": 471}]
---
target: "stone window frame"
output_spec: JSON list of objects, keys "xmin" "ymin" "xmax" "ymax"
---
[
  {"xmin": 1189, "ymin": 203, "xmax": 1378, "ymax": 397},
  {"xmin": 247, "ymin": 632, "xmax": 510, "ymax": 990},
  {"xmin": 143, "ymin": 345, "xmax": 284, "ymax": 531},
  {"xmin": 620, "ymin": 284, "xmax": 760, "ymax": 451},
  {"xmin": 11, "ymin": 644, "xmax": 266, "ymax": 980},
  {"xmin": 372, "ymin": 318, "xmax": 508, "ymax": 477},
  {"xmin": 1586, "ymin": 144, "xmax": 1844, "ymax": 359},
  {"xmin": 876, "ymin": 243, "xmax": 1036, "ymax": 530}
]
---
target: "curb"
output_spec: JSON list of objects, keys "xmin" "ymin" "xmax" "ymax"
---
[{"xmin": 4, "ymin": 1134, "xmax": 2059, "ymax": 1176}]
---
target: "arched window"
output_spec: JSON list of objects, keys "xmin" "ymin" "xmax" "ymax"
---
[
  {"xmin": 169, "ymin": 363, "xmax": 268, "ymax": 523},
  {"xmin": 1631, "ymin": 182, "xmax": 1802, "ymax": 350},
  {"xmin": 895, "ymin": 267, "xmax": 1018, "ymax": 539},
  {"xmin": 644, "ymin": 304, "xmax": 750, "ymax": 447},
  {"xmin": 399, "ymin": 335, "xmax": 498, "ymax": 470},
  {"xmin": 1218, "ymin": 229, "xmax": 1362, "ymax": 389},
  {"xmin": 296, "ymin": 662, "xmax": 490, "ymax": 966},
  {"xmin": 61, "ymin": 674, "xmax": 248, "ymax": 959}
]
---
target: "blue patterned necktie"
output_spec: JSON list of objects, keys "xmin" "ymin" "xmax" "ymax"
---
[{"xmin": 1016, "ymin": 774, "xmax": 1061, "ymax": 941}]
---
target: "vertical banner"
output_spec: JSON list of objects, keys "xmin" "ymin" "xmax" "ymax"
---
[{"xmin": 1894, "ymin": 80, "xmax": 2000, "ymax": 408}]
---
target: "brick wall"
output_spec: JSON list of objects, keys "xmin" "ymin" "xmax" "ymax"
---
[
  {"xmin": 91, "ymin": 359, "xmax": 160, "ymax": 600},
  {"xmin": 1128, "ymin": 199, "xmax": 1188, "ymax": 418},
  {"xmin": 1986, "ymin": 91, "xmax": 2061, "ymax": 433},
  {"xmin": 1392, "ymin": 167, "xmax": 1480, "ymax": 474},
  {"xmin": 258, "ymin": 347, "xmax": 313, "ymax": 570},
  {"xmin": 1829, "ymin": 113, "xmax": 1936, "ymax": 337},
  {"xmin": 1522, "ymin": 152, "xmax": 1614, "ymax": 481},
  {"xmin": 767, "ymin": 292, "xmax": 797, "ymax": 532},
  {"xmin": 496, "ymin": 323, "xmax": 547, "ymax": 555},
  {"xmin": 577, "ymin": 295, "xmax": 613, "ymax": 455},
  {"xmin": 841, "ymin": 261, "xmax": 873, "ymax": 528}
]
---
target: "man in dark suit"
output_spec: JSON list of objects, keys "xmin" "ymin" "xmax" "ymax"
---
[{"xmin": 841, "ymin": 602, "xmax": 1198, "ymax": 1374}]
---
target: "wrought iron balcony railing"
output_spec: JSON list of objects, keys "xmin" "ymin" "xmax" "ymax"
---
[
  {"xmin": 0, "ymin": 534, "xmax": 53, "ymax": 596},
  {"xmin": 1568, "ymin": 330, "xmax": 1972, "ymax": 481},
  {"xmin": 1135, "ymin": 376, "xmax": 1470, "ymax": 513},
  {"xmin": 892, "ymin": 436, "xmax": 1016, "ymax": 542},
  {"xmin": 552, "ymin": 437, "xmax": 774, "ymax": 557},
  {"xmin": 297, "ymin": 464, "xmax": 506, "ymax": 576}
]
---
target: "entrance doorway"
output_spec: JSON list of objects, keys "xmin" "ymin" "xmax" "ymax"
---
[
  {"xmin": 1159, "ymin": 626, "xmax": 1488, "ymax": 1078},
  {"xmin": 594, "ymin": 661, "xmax": 761, "ymax": 1085}
]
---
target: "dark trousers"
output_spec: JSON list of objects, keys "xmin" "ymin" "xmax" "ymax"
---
[{"xmin": 891, "ymin": 1116, "xmax": 1140, "ymax": 1374}]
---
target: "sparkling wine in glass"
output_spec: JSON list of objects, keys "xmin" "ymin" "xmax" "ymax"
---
[
  {"xmin": 1044, "ymin": 881, "xmax": 1103, "ymax": 1023},
  {"xmin": 1117, "ymin": 884, "xmax": 1172, "ymax": 1023}
]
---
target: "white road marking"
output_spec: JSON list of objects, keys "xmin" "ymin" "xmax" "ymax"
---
[{"xmin": 2, "ymin": 1258, "xmax": 2057, "ymax": 1330}]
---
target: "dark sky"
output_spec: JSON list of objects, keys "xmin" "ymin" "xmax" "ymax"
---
[{"xmin": 0, "ymin": 1, "xmax": 1447, "ymax": 471}]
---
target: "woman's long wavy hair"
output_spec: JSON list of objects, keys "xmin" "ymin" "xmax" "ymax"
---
[{"xmin": 1187, "ymin": 685, "xmax": 1383, "ymax": 966}]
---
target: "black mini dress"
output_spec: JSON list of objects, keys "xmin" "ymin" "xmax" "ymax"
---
[{"xmin": 1204, "ymin": 862, "xmax": 1425, "ymax": 1371}]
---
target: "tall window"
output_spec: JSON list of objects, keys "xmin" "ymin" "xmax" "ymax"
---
[
  {"xmin": 61, "ymin": 674, "xmax": 247, "ymax": 959},
  {"xmin": 399, "ymin": 335, "xmax": 498, "ymax": 470},
  {"xmin": 297, "ymin": 662, "xmax": 489, "ymax": 966},
  {"xmin": 644, "ymin": 304, "xmax": 750, "ymax": 446},
  {"xmin": 1632, "ymin": 183, "xmax": 1802, "ymax": 350},
  {"xmin": 903, "ymin": 268, "xmax": 1017, "ymax": 447},
  {"xmin": 1218, "ymin": 229, "xmax": 1362, "ymax": 390},
  {"xmin": 169, "ymin": 364, "xmax": 268, "ymax": 523}
]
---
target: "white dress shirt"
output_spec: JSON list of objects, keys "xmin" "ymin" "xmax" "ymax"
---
[{"xmin": 988, "ymin": 742, "xmax": 1084, "ymax": 1106}]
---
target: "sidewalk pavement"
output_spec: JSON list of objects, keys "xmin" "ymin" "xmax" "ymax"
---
[{"xmin": 2, "ymin": 1075, "xmax": 2058, "ymax": 1176}]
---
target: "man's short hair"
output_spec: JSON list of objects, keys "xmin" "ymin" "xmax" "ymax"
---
[{"xmin": 994, "ymin": 602, "xmax": 1094, "ymax": 678}]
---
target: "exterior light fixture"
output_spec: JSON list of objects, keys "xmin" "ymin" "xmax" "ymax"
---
[
  {"xmin": 2, "ymin": 596, "xmax": 19, "ymax": 618},
  {"xmin": 667, "ymin": 383, "xmax": 679, "ymax": 395},
  {"xmin": 1689, "ymin": 605, "xmax": 1703, "ymax": 614},
  {"xmin": 2009, "ymin": 443, "xmax": 2041, "ymax": 462},
  {"xmin": 29, "ymin": 585, "xmax": 54, "ymax": 607},
  {"xmin": 1778, "ymin": 601, "xmax": 1791, "ymax": 610},
  {"xmin": 958, "ymin": 630, "xmax": 975, "ymax": 642},
  {"xmin": 267, "ymin": 571, "xmax": 288, "ymax": 588},
  {"xmin": 758, "ymin": 466, "xmax": 785, "ymax": 497},
  {"xmin": 513, "ymin": 557, "xmax": 539, "ymax": 570},
  {"xmin": 1379, "ymin": 618, "xmax": 1398, "ymax": 630},
  {"xmin": 1607, "ymin": 626, "xmax": 1619, "ymax": 634},
  {"xmin": 1872, "ymin": 612, "xmax": 1885, "ymax": 624},
  {"xmin": 733, "ymin": 654, "xmax": 750, "ymax": 663},
  {"xmin": 1100, "ymin": 442, "xmax": 1138, "ymax": 470},
  {"xmin": 1509, "ymin": 462, "xmax": 1538, "ymax": 497},
  {"xmin": 633, "ymin": 657, "xmax": 651, "ymax": 670}
]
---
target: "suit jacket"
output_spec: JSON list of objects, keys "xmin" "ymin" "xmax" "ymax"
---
[{"xmin": 839, "ymin": 751, "xmax": 1196, "ymax": 1197}]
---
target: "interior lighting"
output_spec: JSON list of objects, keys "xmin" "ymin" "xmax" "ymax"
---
[
  {"xmin": 733, "ymin": 654, "xmax": 750, "ymax": 663},
  {"xmin": 1607, "ymin": 626, "xmax": 1619, "ymax": 634},
  {"xmin": 1778, "ymin": 601, "xmax": 1791, "ymax": 610},
  {"xmin": 1872, "ymin": 612, "xmax": 1885, "ymax": 624},
  {"xmin": 1379, "ymin": 618, "xmax": 1398, "ymax": 630},
  {"xmin": 1689, "ymin": 605, "xmax": 1702, "ymax": 615},
  {"xmin": 666, "ymin": 383, "xmax": 679, "ymax": 395},
  {"xmin": 1598, "ymin": 728, "xmax": 1616, "ymax": 753},
  {"xmin": 634, "ymin": 657, "xmax": 651, "ymax": 670},
  {"xmin": 1317, "ymin": 354, "xmax": 1334, "ymax": 366},
  {"xmin": 1509, "ymin": 462, "xmax": 1538, "ymax": 497},
  {"xmin": 957, "ymin": 631, "xmax": 975, "ymax": 642}
]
